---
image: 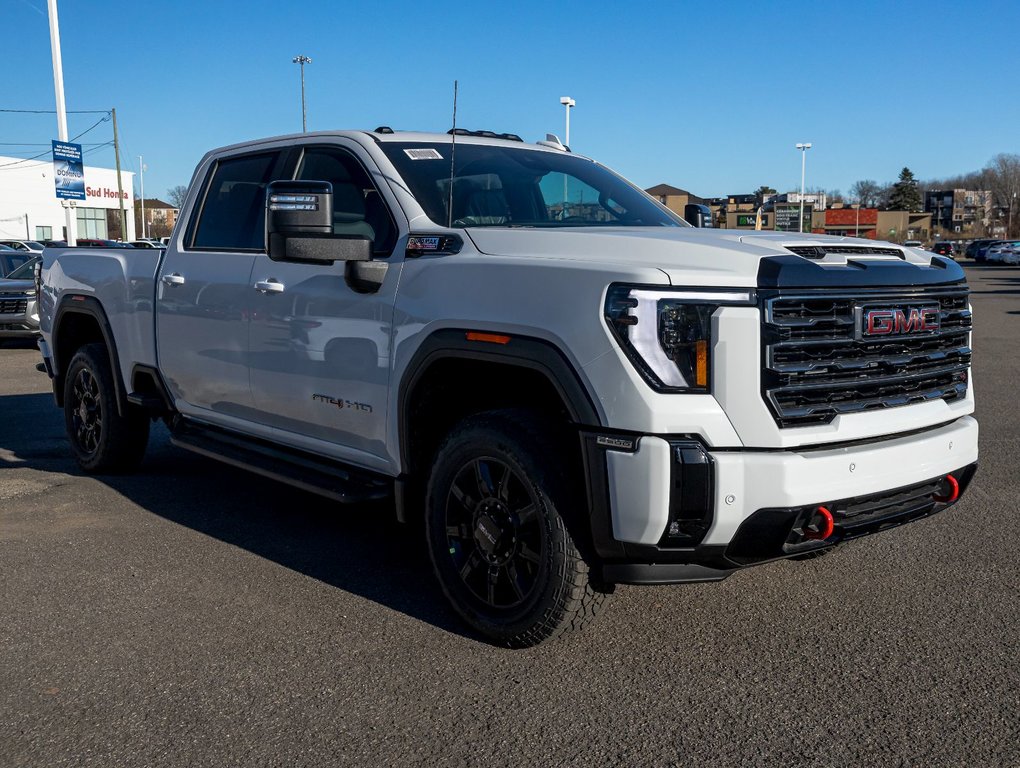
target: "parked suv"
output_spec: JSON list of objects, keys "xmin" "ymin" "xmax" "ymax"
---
[
  {"xmin": 932, "ymin": 241, "xmax": 955, "ymax": 258},
  {"xmin": 0, "ymin": 256, "xmax": 41, "ymax": 340}
]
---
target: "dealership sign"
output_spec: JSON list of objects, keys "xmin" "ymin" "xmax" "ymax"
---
[{"xmin": 52, "ymin": 140, "xmax": 85, "ymax": 200}]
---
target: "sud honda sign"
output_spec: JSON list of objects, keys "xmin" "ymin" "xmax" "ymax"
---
[
  {"xmin": 52, "ymin": 140, "xmax": 86, "ymax": 200},
  {"xmin": 855, "ymin": 305, "xmax": 941, "ymax": 339}
]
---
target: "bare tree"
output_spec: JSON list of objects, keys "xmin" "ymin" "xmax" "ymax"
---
[
  {"xmin": 985, "ymin": 153, "xmax": 1020, "ymax": 237},
  {"xmin": 167, "ymin": 185, "xmax": 188, "ymax": 209},
  {"xmin": 850, "ymin": 180, "xmax": 882, "ymax": 208}
]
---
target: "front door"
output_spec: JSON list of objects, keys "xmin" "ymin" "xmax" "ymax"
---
[{"xmin": 247, "ymin": 143, "xmax": 403, "ymax": 470}]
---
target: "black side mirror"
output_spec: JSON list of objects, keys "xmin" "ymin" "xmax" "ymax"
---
[
  {"xmin": 684, "ymin": 203, "xmax": 713, "ymax": 228},
  {"xmin": 266, "ymin": 180, "xmax": 371, "ymax": 263}
]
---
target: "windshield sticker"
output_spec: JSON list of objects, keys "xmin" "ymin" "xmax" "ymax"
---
[{"xmin": 404, "ymin": 148, "xmax": 444, "ymax": 160}]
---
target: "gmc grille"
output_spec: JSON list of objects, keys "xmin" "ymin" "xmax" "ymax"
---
[
  {"xmin": 761, "ymin": 287, "xmax": 971, "ymax": 427},
  {"xmin": 0, "ymin": 299, "xmax": 28, "ymax": 315}
]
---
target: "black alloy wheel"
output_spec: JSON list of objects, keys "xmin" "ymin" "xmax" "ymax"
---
[
  {"xmin": 63, "ymin": 343, "xmax": 149, "ymax": 473},
  {"xmin": 426, "ymin": 409, "xmax": 610, "ymax": 647},
  {"xmin": 69, "ymin": 366, "xmax": 103, "ymax": 454},
  {"xmin": 444, "ymin": 456, "xmax": 544, "ymax": 609}
]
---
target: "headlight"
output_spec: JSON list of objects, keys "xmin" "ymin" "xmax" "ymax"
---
[{"xmin": 605, "ymin": 285, "xmax": 754, "ymax": 393}]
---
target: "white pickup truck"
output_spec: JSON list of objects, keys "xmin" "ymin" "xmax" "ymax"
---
[{"xmin": 37, "ymin": 128, "xmax": 978, "ymax": 647}]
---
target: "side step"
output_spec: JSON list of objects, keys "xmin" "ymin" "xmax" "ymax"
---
[{"xmin": 169, "ymin": 424, "xmax": 392, "ymax": 505}]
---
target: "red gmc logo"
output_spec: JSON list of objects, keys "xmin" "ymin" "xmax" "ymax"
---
[{"xmin": 861, "ymin": 306, "xmax": 941, "ymax": 337}]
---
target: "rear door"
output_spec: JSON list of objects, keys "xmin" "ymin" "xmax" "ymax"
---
[
  {"xmin": 247, "ymin": 142, "xmax": 404, "ymax": 469},
  {"xmin": 156, "ymin": 150, "xmax": 286, "ymax": 424}
]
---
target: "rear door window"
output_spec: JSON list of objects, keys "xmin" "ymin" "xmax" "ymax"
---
[{"xmin": 191, "ymin": 152, "xmax": 282, "ymax": 251}]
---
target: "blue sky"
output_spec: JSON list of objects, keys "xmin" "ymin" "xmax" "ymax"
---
[{"xmin": 3, "ymin": 0, "xmax": 1016, "ymax": 202}]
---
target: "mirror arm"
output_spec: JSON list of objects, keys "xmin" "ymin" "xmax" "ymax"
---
[{"xmin": 345, "ymin": 260, "xmax": 389, "ymax": 293}]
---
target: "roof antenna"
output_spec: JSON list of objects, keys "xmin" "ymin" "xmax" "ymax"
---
[{"xmin": 447, "ymin": 80, "xmax": 458, "ymax": 228}]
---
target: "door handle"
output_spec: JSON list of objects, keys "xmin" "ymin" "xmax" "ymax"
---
[
  {"xmin": 254, "ymin": 279, "xmax": 285, "ymax": 294},
  {"xmin": 161, "ymin": 272, "xmax": 185, "ymax": 286}
]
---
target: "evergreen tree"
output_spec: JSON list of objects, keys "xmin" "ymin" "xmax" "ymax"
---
[{"xmin": 888, "ymin": 167, "xmax": 922, "ymax": 212}]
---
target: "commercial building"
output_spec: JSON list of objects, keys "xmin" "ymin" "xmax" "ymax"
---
[
  {"xmin": 0, "ymin": 155, "xmax": 135, "ymax": 242},
  {"xmin": 645, "ymin": 184, "xmax": 706, "ymax": 218},
  {"xmin": 813, "ymin": 205, "xmax": 932, "ymax": 243}
]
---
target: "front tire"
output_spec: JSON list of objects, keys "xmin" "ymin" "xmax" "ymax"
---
[
  {"xmin": 425, "ymin": 410, "xmax": 609, "ymax": 647},
  {"xmin": 63, "ymin": 343, "xmax": 149, "ymax": 473}
]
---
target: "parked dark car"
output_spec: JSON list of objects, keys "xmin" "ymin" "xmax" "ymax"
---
[
  {"xmin": 932, "ymin": 241, "xmax": 955, "ymax": 258},
  {"xmin": 0, "ymin": 255, "xmax": 41, "ymax": 340},
  {"xmin": 969, "ymin": 239, "xmax": 1003, "ymax": 262}
]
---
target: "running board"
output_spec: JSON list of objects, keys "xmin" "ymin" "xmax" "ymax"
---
[{"xmin": 169, "ymin": 424, "xmax": 392, "ymax": 505}]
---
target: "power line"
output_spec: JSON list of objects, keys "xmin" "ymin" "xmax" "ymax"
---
[
  {"xmin": 0, "ymin": 142, "xmax": 110, "ymax": 146},
  {"xmin": 0, "ymin": 108, "xmax": 111, "ymax": 114},
  {"xmin": 0, "ymin": 114, "xmax": 112, "ymax": 170}
]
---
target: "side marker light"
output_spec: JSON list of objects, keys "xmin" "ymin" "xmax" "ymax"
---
[{"xmin": 465, "ymin": 332, "xmax": 511, "ymax": 345}]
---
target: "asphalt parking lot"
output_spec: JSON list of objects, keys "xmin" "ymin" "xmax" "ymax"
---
[{"xmin": 1, "ymin": 264, "xmax": 1018, "ymax": 767}]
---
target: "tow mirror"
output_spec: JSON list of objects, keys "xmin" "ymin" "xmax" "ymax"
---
[
  {"xmin": 266, "ymin": 180, "xmax": 371, "ymax": 263},
  {"xmin": 684, "ymin": 203, "xmax": 713, "ymax": 228}
]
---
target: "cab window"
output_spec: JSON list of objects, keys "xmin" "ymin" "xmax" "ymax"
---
[{"xmin": 295, "ymin": 148, "xmax": 397, "ymax": 256}]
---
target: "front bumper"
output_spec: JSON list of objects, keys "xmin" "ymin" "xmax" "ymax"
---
[{"xmin": 586, "ymin": 416, "xmax": 979, "ymax": 584}]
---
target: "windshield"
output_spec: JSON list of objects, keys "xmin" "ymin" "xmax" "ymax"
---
[
  {"xmin": 6, "ymin": 257, "xmax": 40, "ymax": 280},
  {"xmin": 380, "ymin": 141, "xmax": 684, "ymax": 229}
]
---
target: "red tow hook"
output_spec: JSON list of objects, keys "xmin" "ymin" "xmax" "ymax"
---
[
  {"xmin": 804, "ymin": 505, "xmax": 835, "ymax": 541},
  {"xmin": 933, "ymin": 474, "xmax": 960, "ymax": 503}
]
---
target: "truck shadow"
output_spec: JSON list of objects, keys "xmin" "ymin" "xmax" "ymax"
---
[{"xmin": 0, "ymin": 392, "xmax": 469, "ymax": 640}]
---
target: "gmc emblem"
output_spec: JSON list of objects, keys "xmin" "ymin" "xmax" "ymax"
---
[{"xmin": 857, "ymin": 305, "xmax": 941, "ymax": 338}]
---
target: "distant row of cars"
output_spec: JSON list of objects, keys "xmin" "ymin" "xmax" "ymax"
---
[
  {"xmin": 0, "ymin": 237, "xmax": 167, "ymax": 256},
  {"xmin": 966, "ymin": 238, "xmax": 1020, "ymax": 264}
]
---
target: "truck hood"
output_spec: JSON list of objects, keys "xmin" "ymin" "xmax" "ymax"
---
[
  {"xmin": 465, "ymin": 227, "xmax": 947, "ymax": 288},
  {"xmin": 0, "ymin": 278, "xmax": 35, "ymax": 295}
]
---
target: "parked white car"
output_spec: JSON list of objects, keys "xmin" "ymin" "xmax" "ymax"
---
[
  {"xmin": 999, "ymin": 242, "xmax": 1020, "ymax": 265},
  {"xmin": 986, "ymin": 242, "xmax": 1016, "ymax": 263},
  {"xmin": 0, "ymin": 239, "xmax": 45, "ymax": 253}
]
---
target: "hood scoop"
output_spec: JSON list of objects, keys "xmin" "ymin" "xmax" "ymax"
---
[{"xmin": 784, "ymin": 245, "xmax": 905, "ymax": 260}]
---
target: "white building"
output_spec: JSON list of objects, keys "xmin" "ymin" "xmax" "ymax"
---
[{"xmin": 0, "ymin": 155, "xmax": 136, "ymax": 242}]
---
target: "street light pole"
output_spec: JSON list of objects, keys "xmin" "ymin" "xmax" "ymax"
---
[
  {"xmin": 796, "ymin": 142, "xmax": 812, "ymax": 234},
  {"xmin": 293, "ymin": 55, "xmax": 312, "ymax": 132},
  {"xmin": 139, "ymin": 155, "xmax": 146, "ymax": 239},
  {"xmin": 560, "ymin": 96, "xmax": 575, "ymax": 146}
]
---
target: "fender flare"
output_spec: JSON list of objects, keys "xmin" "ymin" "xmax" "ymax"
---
[
  {"xmin": 51, "ymin": 295, "xmax": 129, "ymax": 416},
  {"xmin": 397, "ymin": 328, "xmax": 603, "ymax": 470}
]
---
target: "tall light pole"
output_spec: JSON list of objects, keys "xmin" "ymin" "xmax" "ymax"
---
[
  {"xmin": 560, "ymin": 96, "xmax": 575, "ymax": 146},
  {"xmin": 47, "ymin": 0, "xmax": 76, "ymax": 245},
  {"xmin": 139, "ymin": 155, "xmax": 147, "ymax": 239},
  {"xmin": 293, "ymin": 55, "xmax": 312, "ymax": 132},
  {"xmin": 796, "ymin": 142, "xmax": 812, "ymax": 233}
]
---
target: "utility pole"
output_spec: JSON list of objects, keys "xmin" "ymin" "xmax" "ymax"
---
[
  {"xmin": 111, "ymin": 107, "xmax": 126, "ymax": 240},
  {"xmin": 47, "ymin": 0, "xmax": 76, "ymax": 245}
]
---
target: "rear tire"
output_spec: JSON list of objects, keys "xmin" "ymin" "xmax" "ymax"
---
[
  {"xmin": 425, "ymin": 410, "xmax": 609, "ymax": 647},
  {"xmin": 64, "ymin": 343, "xmax": 149, "ymax": 473}
]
